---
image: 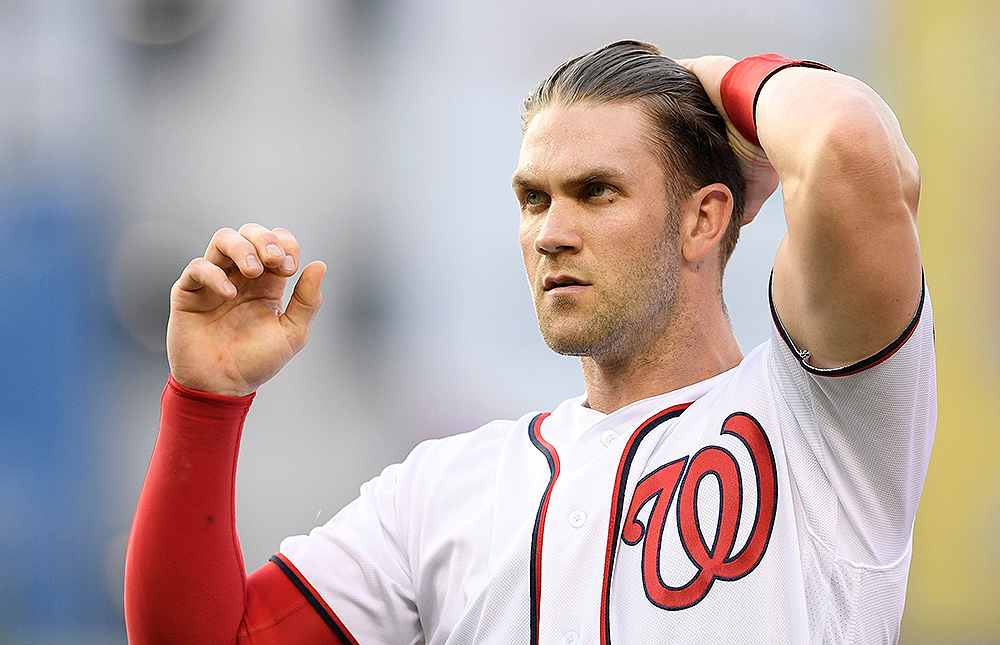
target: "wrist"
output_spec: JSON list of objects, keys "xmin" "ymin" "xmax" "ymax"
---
[
  {"xmin": 167, "ymin": 373, "xmax": 256, "ymax": 405},
  {"xmin": 167, "ymin": 373, "xmax": 257, "ymax": 400},
  {"xmin": 720, "ymin": 54, "xmax": 834, "ymax": 147}
]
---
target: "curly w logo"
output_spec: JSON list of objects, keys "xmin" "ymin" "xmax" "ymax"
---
[{"xmin": 621, "ymin": 412, "xmax": 778, "ymax": 610}]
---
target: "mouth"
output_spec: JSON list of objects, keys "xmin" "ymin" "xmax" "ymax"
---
[{"xmin": 543, "ymin": 274, "xmax": 592, "ymax": 293}]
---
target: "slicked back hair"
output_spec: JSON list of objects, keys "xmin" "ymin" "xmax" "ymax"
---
[{"xmin": 522, "ymin": 40, "xmax": 746, "ymax": 267}]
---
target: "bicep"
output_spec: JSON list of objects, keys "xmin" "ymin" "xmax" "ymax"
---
[{"xmin": 764, "ymin": 69, "xmax": 923, "ymax": 368}]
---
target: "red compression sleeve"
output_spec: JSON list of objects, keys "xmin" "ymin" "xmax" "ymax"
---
[
  {"xmin": 124, "ymin": 376, "xmax": 339, "ymax": 645},
  {"xmin": 720, "ymin": 53, "xmax": 835, "ymax": 147}
]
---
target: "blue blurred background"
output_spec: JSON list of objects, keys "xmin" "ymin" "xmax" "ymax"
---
[{"xmin": 1, "ymin": 0, "xmax": 997, "ymax": 643}]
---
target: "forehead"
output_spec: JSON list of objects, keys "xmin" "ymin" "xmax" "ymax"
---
[{"xmin": 515, "ymin": 102, "xmax": 661, "ymax": 184}]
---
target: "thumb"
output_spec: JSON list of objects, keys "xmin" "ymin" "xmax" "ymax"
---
[{"xmin": 282, "ymin": 260, "xmax": 326, "ymax": 351}]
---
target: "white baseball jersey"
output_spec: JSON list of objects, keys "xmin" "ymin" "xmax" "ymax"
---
[{"xmin": 277, "ymin": 283, "xmax": 935, "ymax": 645}]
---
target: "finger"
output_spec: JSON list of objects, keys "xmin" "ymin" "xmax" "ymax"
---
[
  {"xmin": 695, "ymin": 55, "xmax": 738, "ymax": 75},
  {"xmin": 238, "ymin": 223, "xmax": 289, "ymax": 270},
  {"xmin": 271, "ymin": 228, "xmax": 301, "ymax": 276},
  {"xmin": 281, "ymin": 260, "xmax": 326, "ymax": 351},
  {"xmin": 205, "ymin": 227, "xmax": 265, "ymax": 278},
  {"xmin": 675, "ymin": 57, "xmax": 696, "ymax": 71},
  {"xmin": 174, "ymin": 257, "xmax": 237, "ymax": 300},
  {"xmin": 681, "ymin": 56, "xmax": 737, "ymax": 102}
]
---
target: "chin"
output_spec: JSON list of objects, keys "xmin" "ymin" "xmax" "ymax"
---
[
  {"xmin": 538, "ymin": 318, "xmax": 621, "ymax": 358},
  {"xmin": 544, "ymin": 338, "xmax": 593, "ymax": 357},
  {"xmin": 534, "ymin": 293, "xmax": 633, "ymax": 356}
]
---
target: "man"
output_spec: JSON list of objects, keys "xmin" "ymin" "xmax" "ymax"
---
[{"xmin": 125, "ymin": 41, "xmax": 934, "ymax": 644}]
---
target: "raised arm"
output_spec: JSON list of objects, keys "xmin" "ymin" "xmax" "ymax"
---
[
  {"xmin": 684, "ymin": 56, "xmax": 922, "ymax": 368},
  {"xmin": 124, "ymin": 225, "xmax": 338, "ymax": 644}
]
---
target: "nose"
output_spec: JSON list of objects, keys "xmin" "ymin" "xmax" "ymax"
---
[{"xmin": 534, "ymin": 200, "xmax": 582, "ymax": 256}]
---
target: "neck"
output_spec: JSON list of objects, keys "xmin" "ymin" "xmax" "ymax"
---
[{"xmin": 580, "ymin": 291, "xmax": 742, "ymax": 414}]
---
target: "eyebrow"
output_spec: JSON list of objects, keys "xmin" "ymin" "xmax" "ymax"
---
[{"xmin": 512, "ymin": 166, "xmax": 629, "ymax": 191}]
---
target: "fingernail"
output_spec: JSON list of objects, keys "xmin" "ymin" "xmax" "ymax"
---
[
  {"xmin": 282, "ymin": 256, "xmax": 295, "ymax": 272},
  {"xmin": 267, "ymin": 244, "xmax": 283, "ymax": 258},
  {"xmin": 246, "ymin": 255, "xmax": 261, "ymax": 271},
  {"xmin": 223, "ymin": 282, "xmax": 237, "ymax": 297}
]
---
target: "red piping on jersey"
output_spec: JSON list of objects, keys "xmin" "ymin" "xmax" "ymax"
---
[
  {"xmin": 527, "ymin": 412, "xmax": 556, "ymax": 645},
  {"xmin": 600, "ymin": 403, "xmax": 691, "ymax": 645},
  {"xmin": 768, "ymin": 271, "xmax": 926, "ymax": 377},
  {"xmin": 269, "ymin": 553, "xmax": 361, "ymax": 645}
]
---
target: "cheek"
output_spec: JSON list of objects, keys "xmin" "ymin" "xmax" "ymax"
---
[
  {"xmin": 519, "ymin": 239, "xmax": 536, "ymax": 282},
  {"xmin": 519, "ymin": 219, "xmax": 537, "ymax": 259},
  {"xmin": 602, "ymin": 223, "xmax": 673, "ymax": 281}
]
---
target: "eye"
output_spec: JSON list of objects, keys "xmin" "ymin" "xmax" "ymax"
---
[
  {"xmin": 588, "ymin": 183, "xmax": 608, "ymax": 197},
  {"xmin": 586, "ymin": 183, "xmax": 617, "ymax": 202},
  {"xmin": 525, "ymin": 190, "xmax": 549, "ymax": 207}
]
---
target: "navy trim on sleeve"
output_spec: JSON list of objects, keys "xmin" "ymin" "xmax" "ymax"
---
[
  {"xmin": 269, "ymin": 554, "xmax": 358, "ymax": 645},
  {"xmin": 768, "ymin": 271, "xmax": 926, "ymax": 377}
]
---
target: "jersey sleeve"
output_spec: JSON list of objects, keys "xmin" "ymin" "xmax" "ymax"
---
[
  {"xmin": 767, "ymin": 278, "xmax": 936, "ymax": 566},
  {"xmin": 277, "ymin": 455, "xmax": 425, "ymax": 645}
]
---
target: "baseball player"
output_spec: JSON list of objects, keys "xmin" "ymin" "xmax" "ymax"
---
[{"xmin": 125, "ymin": 41, "xmax": 934, "ymax": 644}]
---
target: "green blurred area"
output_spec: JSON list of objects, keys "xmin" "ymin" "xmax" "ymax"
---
[{"xmin": 891, "ymin": 0, "xmax": 1000, "ymax": 642}]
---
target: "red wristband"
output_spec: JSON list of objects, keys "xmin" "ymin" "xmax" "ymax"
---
[{"xmin": 720, "ymin": 53, "xmax": 835, "ymax": 147}]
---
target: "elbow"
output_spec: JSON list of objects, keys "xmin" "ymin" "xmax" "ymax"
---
[
  {"xmin": 897, "ymin": 141, "xmax": 920, "ymax": 221},
  {"xmin": 817, "ymin": 92, "xmax": 921, "ymax": 222}
]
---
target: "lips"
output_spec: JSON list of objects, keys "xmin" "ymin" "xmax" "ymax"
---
[{"xmin": 543, "ymin": 274, "xmax": 591, "ymax": 292}]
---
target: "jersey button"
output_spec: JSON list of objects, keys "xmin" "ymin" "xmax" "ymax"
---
[
  {"xmin": 568, "ymin": 510, "xmax": 587, "ymax": 528},
  {"xmin": 561, "ymin": 631, "xmax": 579, "ymax": 645},
  {"xmin": 600, "ymin": 430, "xmax": 617, "ymax": 446}
]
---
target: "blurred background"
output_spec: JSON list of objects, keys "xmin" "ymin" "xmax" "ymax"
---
[{"xmin": 0, "ymin": 0, "xmax": 997, "ymax": 643}]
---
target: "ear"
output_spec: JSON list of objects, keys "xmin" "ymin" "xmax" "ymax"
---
[{"xmin": 679, "ymin": 183, "xmax": 734, "ymax": 264}]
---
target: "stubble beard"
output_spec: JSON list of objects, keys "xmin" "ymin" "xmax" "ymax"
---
[{"xmin": 535, "ymin": 233, "xmax": 681, "ymax": 363}]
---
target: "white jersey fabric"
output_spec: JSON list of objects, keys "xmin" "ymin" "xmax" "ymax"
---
[{"xmin": 279, "ymin": 284, "xmax": 935, "ymax": 645}]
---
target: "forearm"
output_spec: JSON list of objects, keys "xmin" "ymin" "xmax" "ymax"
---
[{"xmin": 124, "ymin": 376, "xmax": 253, "ymax": 645}]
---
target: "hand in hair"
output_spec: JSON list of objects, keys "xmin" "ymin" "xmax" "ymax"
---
[{"xmin": 677, "ymin": 56, "xmax": 779, "ymax": 226}]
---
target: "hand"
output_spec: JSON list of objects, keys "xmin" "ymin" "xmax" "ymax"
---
[
  {"xmin": 166, "ymin": 224, "xmax": 326, "ymax": 397},
  {"xmin": 677, "ymin": 56, "xmax": 780, "ymax": 225}
]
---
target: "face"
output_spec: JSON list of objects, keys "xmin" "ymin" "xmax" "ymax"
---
[{"xmin": 514, "ymin": 102, "xmax": 683, "ymax": 361}]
